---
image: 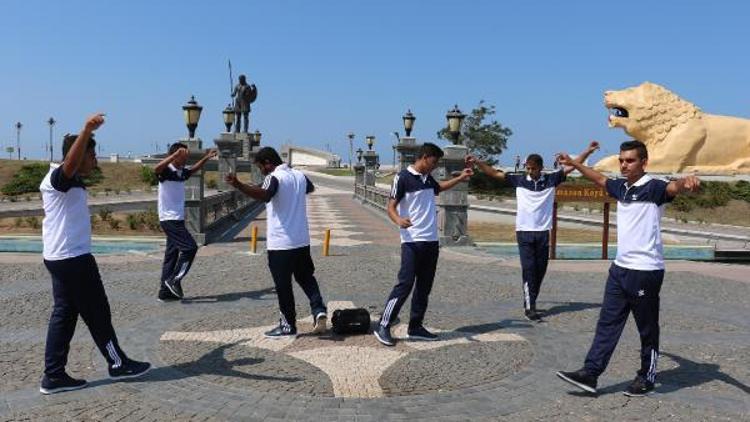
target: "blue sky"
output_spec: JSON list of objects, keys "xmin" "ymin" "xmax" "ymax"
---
[{"xmin": 2, "ymin": 1, "xmax": 749, "ymax": 165}]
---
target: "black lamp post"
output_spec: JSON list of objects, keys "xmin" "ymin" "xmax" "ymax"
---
[
  {"xmin": 222, "ymin": 104, "xmax": 235, "ymax": 133},
  {"xmin": 254, "ymin": 130, "xmax": 262, "ymax": 146},
  {"xmin": 347, "ymin": 132, "xmax": 355, "ymax": 169},
  {"xmin": 446, "ymin": 104, "xmax": 466, "ymax": 145},
  {"xmin": 47, "ymin": 117, "xmax": 56, "ymax": 161},
  {"xmin": 182, "ymin": 95, "xmax": 203, "ymax": 139},
  {"xmin": 366, "ymin": 135, "xmax": 375, "ymax": 151},
  {"xmin": 356, "ymin": 148, "xmax": 363, "ymax": 163},
  {"xmin": 402, "ymin": 109, "xmax": 415, "ymax": 137},
  {"xmin": 15, "ymin": 122, "xmax": 22, "ymax": 160}
]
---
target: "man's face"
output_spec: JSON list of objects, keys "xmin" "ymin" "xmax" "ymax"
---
[
  {"xmin": 525, "ymin": 161, "xmax": 542, "ymax": 180},
  {"xmin": 77, "ymin": 148, "xmax": 98, "ymax": 176},
  {"xmin": 618, "ymin": 149, "xmax": 647, "ymax": 180},
  {"xmin": 173, "ymin": 147, "xmax": 188, "ymax": 168},
  {"xmin": 255, "ymin": 161, "xmax": 274, "ymax": 175},
  {"xmin": 416, "ymin": 155, "xmax": 440, "ymax": 173}
]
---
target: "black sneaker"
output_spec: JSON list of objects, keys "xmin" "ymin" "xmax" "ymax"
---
[
  {"xmin": 556, "ymin": 369, "xmax": 598, "ymax": 393},
  {"xmin": 164, "ymin": 277, "xmax": 183, "ymax": 299},
  {"xmin": 312, "ymin": 312, "xmax": 327, "ymax": 334},
  {"xmin": 109, "ymin": 359, "xmax": 152, "ymax": 379},
  {"xmin": 525, "ymin": 308, "xmax": 543, "ymax": 321},
  {"xmin": 623, "ymin": 376, "xmax": 655, "ymax": 397},
  {"xmin": 374, "ymin": 324, "xmax": 395, "ymax": 346},
  {"xmin": 157, "ymin": 289, "xmax": 180, "ymax": 302},
  {"xmin": 407, "ymin": 325, "xmax": 438, "ymax": 341},
  {"xmin": 39, "ymin": 373, "xmax": 88, "ymax": 395},
  {"xmin": 264, "ymin": 322, "xmax": 297, "ymax": 339}
]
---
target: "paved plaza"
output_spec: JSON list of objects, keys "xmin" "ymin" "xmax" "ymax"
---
[{"xmin": 1, "ymin": 176, "xmax": 748, "ymax": 421}]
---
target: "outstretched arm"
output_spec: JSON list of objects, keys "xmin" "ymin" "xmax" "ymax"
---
[
  {"xmin": 190, "ymin": 149, "xmax": 218, "ymax": 172},
  {"xmin": 466, "ymin": 155, "xmax": 505, "ymax": 181},
  {"xmin": 438, "ymin": 168, "xmax": 474, "ymax": 192},
  {"xmin": 666, "ymin": 175, "xmax": 701, "ymax": 198},
  {"xmin": 154, "ymin": 148, "xmax": 188, "ymax": 175},
  {"xmin": 62, "ymin": 113, "xmax": 104, "ymax": 179},
  {"xmin": 562, "ymin": 141, "xmax": 600, "ymax": 175},
  {"xmin": 557, "ymin": 153, "xmax": 608, "ymax": 188},
  {"xmin": 225, "ymin": 173, "xmax": 271, "ymax": 202}
]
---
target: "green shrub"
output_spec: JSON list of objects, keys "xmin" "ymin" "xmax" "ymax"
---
[
  {"xmin": 1, "ymin": 163, "xmax": 49, "ymax": 196},
  {"xmin": 108, "ymin": 219, "xmax": 120, "ymax": 230},
  {"xmin": 206, "ymin": 178, "xmax": 218, "ymax": 189},
  {"xmin": 14, "ymin": 217, "xmax": 23, "ymax": 227},
  {"xmin": 140, "ymin": 166, "xmax": 158, "ymax": 186},
  {"xmin": 126, "ymin": 214, "xmax": 139, "ymax": 230},
  {"xmin": 24, "ymin": 216, "xmax": 40, "ymax": 229},
  {"xmin": 97, "ymin": 207, "xmax": 112, "ymax": 222}
]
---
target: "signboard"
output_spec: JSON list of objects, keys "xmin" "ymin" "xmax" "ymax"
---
[{"xmin": 555, "ymin": 183, "xmax": 614, "ymax": 203}]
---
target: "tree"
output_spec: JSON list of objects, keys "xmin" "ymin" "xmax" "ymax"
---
[{"xmin": 436, "ymin": 100, "xmax": 512, "ymax": 166}]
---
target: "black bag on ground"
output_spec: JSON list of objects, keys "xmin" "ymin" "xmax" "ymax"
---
[{"xmin": 331, "ymin": 308, "xmax": 371, "ymax": 335}]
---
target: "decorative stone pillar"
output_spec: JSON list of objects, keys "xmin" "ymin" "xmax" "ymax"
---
[
  {"xmin": 363, "ymin": 150, "xmax": 379, "ymax": 187},
  {"xmin": 436, "ymin": 144, "xmax": 473, "ymax": 246},
  {"xmin": 234, "ymin": 132, "xmax": 251, "ymax": 161},
  {"xmin": 353, "ymin": 163, "xmax": 365, "ymax": 185},
  {"xmin": 396, "ymin": 136, "xmax": 420, "ymax": 171},
  {"xmin": 182, "ymin": 138, "xmax": 207, "ymax": 244},
  {"xmin": 214, "ymin": 133, "xmax": 241, "ymax": 191}
]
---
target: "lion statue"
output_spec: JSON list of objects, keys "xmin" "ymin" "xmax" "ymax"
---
[{"xmin": 594, "ymin": 81, "xmax": 750, "ymax": 174}]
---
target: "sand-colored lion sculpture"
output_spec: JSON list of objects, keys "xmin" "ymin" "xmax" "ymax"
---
[{"xmin": 594, "ymin": 82, "xmax": 750, "ymax": 174}]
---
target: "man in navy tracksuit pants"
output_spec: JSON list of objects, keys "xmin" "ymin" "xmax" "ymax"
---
[
  {"xmin": 154, "ymin": 143, "xmax": 216, "ymax": 300},
  {"xmin": 556, "ymin": 140, "xmax": 701, "ymax": 396},
  {"xmin": 39, "ymin": 114, "xmax": 150, "ymax": 394},
  {"xmin": 226, "ymin": 147, "xmax": 328, "ymax": 338},
  {"xmin": 374, "ymin": 143, "xmax": 473, "ymax": 347},
  {"xmin": 469, "ymin": 142, "xmax": 599, "ymax": 320}
]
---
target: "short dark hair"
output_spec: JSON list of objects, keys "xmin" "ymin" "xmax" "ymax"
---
[
  {"xmin": 254, "ymin": 146, "xmax": 283, "ymax": 166},
  {"xmin": 417, "ymin": 142, "xmax": 444, "ymax": 160},
  {"xmin": 168, "ymin": 142, "xmax": 188, "ymax": 155},
  {"xmin": 620, "ymin": 140, "xmax": 648, "ymax": 160},
  {"xmin": 62, "ymin": 134, "xmax": 96, "ymax": 159},
  {"xmin": 525, "ymin": 153, "xmax": 543, "ymax": 168}
]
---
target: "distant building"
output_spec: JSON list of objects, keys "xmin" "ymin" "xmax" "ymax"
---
[{"xmin": 281, "ymin": 144, "xmax": 341, "ymax": 168}]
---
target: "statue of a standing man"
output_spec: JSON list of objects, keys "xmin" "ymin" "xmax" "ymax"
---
[{"xmin": 231, "ymin": 74, "xmax": 258, "ymax": 133}]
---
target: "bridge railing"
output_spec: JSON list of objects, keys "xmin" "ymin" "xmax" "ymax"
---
[{"xmin": 353, "ymin": 183, "xmax": 389, "ymax": 211}]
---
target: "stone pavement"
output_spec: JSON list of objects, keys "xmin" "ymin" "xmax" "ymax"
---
[{"xmin": 0, "ymin": 175, "xmax": 748, "ymax": 421}]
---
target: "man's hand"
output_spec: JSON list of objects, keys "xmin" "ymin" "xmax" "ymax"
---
[
  {"xmin": 396, "ymin": 217, "xmax": 412, "ymax": 229},
  {"xmin": 225, "ymin": 173, "xmax": 239, "ymax": 187},
  {"xmin": 174, "ymin": 147, "xmax": 189, "ymax": 160},
  {"xmin": 84, "ymin": 113, "xmax": 105, "ymax": 132},
  {"xmin": 682, "ymin": 175, "xmax": 701, "ymax": 193},
  {"xmin": 459, "ymin": 167, "xmax": 474, "ymax": 181},
  {"xmin": 204, "ymin": 149, "xmax": 218, "ymax": 159},
  {"xmin": 587, "ymin": 141, "xmax": 600, "ymax": 153},
  {"xmin": 557, "ymin": 153, "xmax": 575, "ymax": 167},
  {"xmin": 465, "ymin": 155, "xmax": 477, "ymax": 167}
]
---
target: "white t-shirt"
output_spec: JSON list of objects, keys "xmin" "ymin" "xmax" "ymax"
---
[
  {"xmin": 262, "ymin": 164, "xmax": 315, "ymax": 250},
  {"xmin": 40, "ymin": 164, "xmax": 92, "ymax": 260},
  {"xmin": 507, "ymin": 170, "xmax": 566, "ymax": 231},
  {"xmin": 157, "ymin": 164, "xmax": 192, "ymax": 221},
  {"xmin": 606, "ymin": 174, "xmax": 672, "ymax": 271},
  {"xmin": 390, "ymin": 166, "xmax": 441, "ymax": 243}
]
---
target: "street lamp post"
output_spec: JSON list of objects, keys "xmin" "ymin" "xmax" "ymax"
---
[
  {"xmin": 47, "ymin": 117, "xmax": 56, "ymax": 161},
  {"xmin": 402, "ymin": 109, "xmax": 415, "ymax": 137},
  {"xmin": 347, "ymin": 132, "xmax": 354, "ymax": 170},
  {"xmin": 446, "ymin": 104, "xmax": 466, "ymax": 145},
  {"xmin": 356, "ymin": 148, "xmax": 363, "ymax": 164},
  {"xmin": 366, "ymin": 135, "xmax": 374, "ymax": 151},
  {"xmin": 392, "ymin": 131, "xmax": 399, "ymax": 169},
  {"xmin": 222, "ymin": 104, "xmax": 235, "ymax": 133},
  {"xmin": 254, "ymin": 130, "xmax": 262, "ymax": 146},
  {"xmin": 182, "ymin": 96, "xmax": 203, "ymax": 139},
  {"xmin": 15, "ymin": 122, "xmax": 22, "ymax": 160}
]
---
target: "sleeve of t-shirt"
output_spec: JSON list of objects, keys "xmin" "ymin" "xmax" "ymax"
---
[
  {"xmin": 427, "ymin": 174, "xmax": 440, "ymax": 195},
  {"xmin": 50, "ymin": 166, "xmax": 75, "ymax": 192},
  {"xmin": 551, "ymin": 169, "xmax": 566, "ymax": 187},
  {"xmin": 305, "ymin": 176, "xmax": 315, "ymax": 194},
  {"xmin": 605, "ymin": 178, "xmax": 626, "ymax": 200},
  {"xmin": 182, "ymin": 167, "xmax": 193, "ymax": 180},
  {"xmin": 261, "ymin": 175, "xmax": 279, "ymax": 202},
  {"xmin": 390, "ymin": 173, "xmax": 406, "ymax": 203},
  {"xmin": 506, "ymin": 174, "xmax": 523, "ymax": 188},
  {"xmin": 642, "ymin": 179, "xmax": 672, "ymax": 206},
  {"xmin": 156, "ymin": 167, "xmax": 175, "ymax": 183}
]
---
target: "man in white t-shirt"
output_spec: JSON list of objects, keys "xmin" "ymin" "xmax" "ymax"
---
[
  {"xmin": 556, "ymin": 140, "xmax": 700, "ymax": 397},
  {"xmin": 468, "ymin": 141, "xmax": 599, "ymax": 321},
  {"xmin": 38, "ymin": 114, "xmax": 150, "ymax": 395},
  {"xmin": 154, "ymin": 143, "xmax": 216, "ymax": 301},
  {"xmin": 226, "ymin": 147, "xmax": 327, "ymax": 338},
  {"xmin": 373, "ymin": 143, "xmax": 473, "ymax": 347}
]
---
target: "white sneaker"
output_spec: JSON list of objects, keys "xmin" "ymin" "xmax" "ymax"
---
[{"xmin": 312, "ymin": 312, "xmax": 327, "ymax": 334}]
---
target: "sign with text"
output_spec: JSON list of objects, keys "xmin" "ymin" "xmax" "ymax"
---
[{"xmin": 555, "ymin": 183, "xmax": 614, "ymax": 203}]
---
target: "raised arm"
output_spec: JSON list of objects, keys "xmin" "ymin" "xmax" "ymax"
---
[
  {"xmin": 62, "ymin": 113, "xmax": 104, "ymax": 179},
  {"xmin": 666, "ymin": 175, "xmax": 701, "ymax": 198},
  {"xmin": 190, "ymin": 149, "xmax": 218, "ymax": 172},
  {"xmin": 467, "ymin": 155, "xmax": 506, "ymax": 181},
  {"xmin": 154, "ymin": 148, "xmax": 188, "ymax": 175},
  {"xmin": 563, "ymin": 141, "xmax": 600, "ymax": 175},
  {"xmin": 557, "ymin": 153, "xmax": 608, "ymax": 188},
  {"xmin": 438, "ymin": 168, "xmax": 473, "ymax": 192},
  {"xmin": 225, "ymin": 173, "xmax": 272, "ymax": 202}
]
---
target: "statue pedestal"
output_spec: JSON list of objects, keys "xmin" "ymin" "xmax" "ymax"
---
[
  {"xmin": 363, "ymin": 151, "xmax": 379, "ymax": 186},
  {"xmin": 396, "ymin": 137, "xmax": 420, "ymax": 171},
  {"xmin": 436, "ymin": 145, "xmax": 473, "ymax": 247},
  {"xmin": 353, "ymin": 164, "xmax": 365, "ymax": 186},
  {"xmin": 214, "ymin": 134, "xmax": 241, "ymax": 191}
]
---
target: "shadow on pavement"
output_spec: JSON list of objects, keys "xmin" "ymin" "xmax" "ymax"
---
[
  {"xmin": 539, "ymin": 302, "xmax": 601, "ymax": 318},
  {"xmin": 181, "ymin": 286, "xmax": 276, "ymax": 304}
]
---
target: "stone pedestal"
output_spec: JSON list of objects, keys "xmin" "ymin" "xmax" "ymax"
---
[
  {"xmin": 353, "ymin": 163, "xmax": 365, "ymax": 185},
  {"xmin": 233, "ymin": 132, "xmax": 251, "ymax": 161},
  {"xmin": 436, "ymin": 144, "xmax": 473, "ymax": 246},
  {"xmin": 396, "ymin": 137, "xmax": 420, "ymax": 171},
  {"xmin": 181, "ymin": 138, "xmax": 207, "ymax": 243},
  {"xmin": 363, "ymin": 150, "xmax": 379, "ymax": 187},
  {"xmin": 214, "ymin": 133, "xmax": 242, "ymax": 191}
]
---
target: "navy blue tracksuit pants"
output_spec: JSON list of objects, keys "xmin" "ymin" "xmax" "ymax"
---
[
  {"xmin": 44, "ymin": 254, "xmax": 127, "ymax": 376},
  {"xmin": 267, "ymin": 246, "xmax": 327, "ymax": 328},
  {"xmin": 516, "ymin": 231, "xmax": 549, "ymax": 311},
  {"xmin": 584, "ymin": 263, "xmax": 664, "ymax": 383},
  {"xmin": 379, "ymin": 241, "xmax": 439, "ymax": 329},
  {"xmin": 160, "ymin": 220, "xmax": 198, "ymax": 293}
]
